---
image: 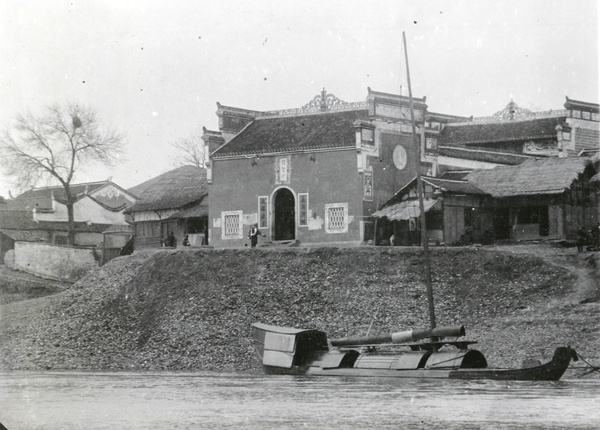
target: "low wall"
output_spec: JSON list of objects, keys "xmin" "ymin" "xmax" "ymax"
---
[{"xmin": 14, "ymin": 242, "xmax": 99, "ymax": 282}]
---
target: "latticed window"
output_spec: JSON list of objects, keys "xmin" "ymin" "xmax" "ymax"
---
[
  {"xmin": 224, "ymin": 215, "xmax": 239, "ymax": 236},
  {"xmin": 325, "ymin": 203, "xmax": 348, "ymax": 234},
  {"xmin": 363, "ymin": 171, "xmax": 373, "ymax": 201},
  {"xmin": 221, "ymin": 211, "xmax": 243, "ymax": 239}
]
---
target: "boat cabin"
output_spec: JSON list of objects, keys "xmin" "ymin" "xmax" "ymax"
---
[{"xmin": 252, "ymin": 323, "xmax": 488, "ymax": 375}]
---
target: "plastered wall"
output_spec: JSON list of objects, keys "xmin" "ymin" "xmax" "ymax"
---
[{"xmin": 14, "ymin": 242, "xmax": 99, "ymax": 282}]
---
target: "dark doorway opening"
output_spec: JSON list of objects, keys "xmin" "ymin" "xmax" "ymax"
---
[
  {"xmin": 538, "ymin": 206, "xmax": 549, "ymax": 236},
  {"xmin": 493, "ymin": 208, "xmax": 510, "ymax": 240},
  {"xmin": 274, "ymin": 188, "xmax": 296, "ymax": 241}
]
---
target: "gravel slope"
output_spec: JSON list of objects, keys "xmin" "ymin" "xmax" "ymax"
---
[{"xmin": 1, "ymin": 245, "xmax": 598, "ymax": 376}]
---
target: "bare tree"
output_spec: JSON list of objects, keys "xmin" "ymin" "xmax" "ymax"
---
[
  {"xmin": 0, "ymin": 103, "xmax": 125, "ymax": 245},
  {"xmin": 170, "ymin": 127, "xmax": 205, "ymax": 169}
]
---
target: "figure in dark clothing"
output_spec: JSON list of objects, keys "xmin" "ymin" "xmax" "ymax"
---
[
  {"xmin": 183, "ymin": 234, "xmax": 190, "ymax": 246},
  {"xmin": 248, "ymin": 224, "xmax": 264, "ymax": 248},
  {"xmin": 167, "ymin": 231, "xmax": 176, "ymax": 248},
  {"xmin": 590, "ymin": 223, "xmax": 600, "ymax": 251},
  {"xmin": 576, "ymin": 226, "xmax": 587, "ymax": 252},
  {"xmin": 120, "ymin": 236, "xmax": 134, "ymax": 256}
]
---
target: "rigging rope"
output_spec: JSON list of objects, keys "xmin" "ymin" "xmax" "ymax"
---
[{"xmin": 573, "ymin": 352, "xmax": 600, "ymax": 376}]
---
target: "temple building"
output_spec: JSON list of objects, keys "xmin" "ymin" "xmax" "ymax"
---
[
  {"xmin": 203, "ymin": 89, "xmax": 599, "ymax": 248},
  {"xmin": 204, "ymin": 88, "xmax": 458, "ymax": 247}
]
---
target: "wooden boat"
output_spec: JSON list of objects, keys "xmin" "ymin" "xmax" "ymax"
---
[{"xmin": 252, "ymin": 323, "xmax": 577, "ymax": 381}]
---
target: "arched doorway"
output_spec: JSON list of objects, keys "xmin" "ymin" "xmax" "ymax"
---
[{"xmin": 273, "ymin": 188, "xmax": 296, "ymax": 241}]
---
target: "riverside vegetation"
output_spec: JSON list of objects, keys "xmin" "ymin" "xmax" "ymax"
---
[{"xmin": 1, "ymin": 245, "xmax": 599, "ymax": 376}]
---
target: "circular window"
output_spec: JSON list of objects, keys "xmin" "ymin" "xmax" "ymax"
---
[{"xmin": 393, "ymin": 145, "xmax": 408, "ymax": 170}]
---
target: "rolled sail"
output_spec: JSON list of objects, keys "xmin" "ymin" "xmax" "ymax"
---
[{"xmin": 330, "ymin": 325, "xmax": 465, "ymax": 347}]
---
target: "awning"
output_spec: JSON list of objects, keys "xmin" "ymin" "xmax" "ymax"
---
[{"xmin": 372, "ymin": 198, "xmax": 439, "ymax": 221}]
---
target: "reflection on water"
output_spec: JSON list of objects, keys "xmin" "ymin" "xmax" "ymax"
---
[{"xmin": 0, "ymin": 371, "xmax": 598, "ymax": 429}]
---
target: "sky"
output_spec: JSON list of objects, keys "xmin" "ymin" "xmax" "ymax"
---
[{"xmin": 0, "ymin": 0, "xmax": 598, "ymax": 199}]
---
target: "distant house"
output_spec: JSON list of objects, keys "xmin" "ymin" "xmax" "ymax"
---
[
  {"xmin": 0, "ymin": 180, "xmax": 135, "ymax": 249},
  {"xmin": 428, "ymin": 98, "xmax": 599, "ymax": 175},
  {"xmin": 0, "ymin": 209, "xmax": 124, "ymax": 264},
  {"xmin": 125, "ymin": 166, "xmax": 209, "ymax": 249},
  {"xmin": 4, "ymin": 180, "xmax": 135, "ymax": 225}
]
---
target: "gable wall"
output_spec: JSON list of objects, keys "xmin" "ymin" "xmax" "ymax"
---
[
  {"xmin": 90, "ymin": 184, "xmax": 136, "ymax": 209},
  {"xmin": 35, "ymin": 196, "xmax": 129, "ymax": 225},
  {"xmin": 573, "ymin": 127, "xmax": 600, "ymax": 154}
]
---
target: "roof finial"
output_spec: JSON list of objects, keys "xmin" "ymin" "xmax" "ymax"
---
[
  {"xmin": 320, "ymin": 87, "xmax": 327, "ymax": 111},
  {"xmin": 508, "ymin": 99, "xmax": 516, "ymax": 120}
]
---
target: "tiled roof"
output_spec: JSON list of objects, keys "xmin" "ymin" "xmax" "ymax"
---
[
  {"xmin": 0, "ymin": 211, "xmax": 39, "ymax": 229},
  {"xmin": 212, "ymin": 109, "xmax": 369, "ymax": 157},
  {"xmin": 438, "ymin": 146, "xmax": 531, "ymax": 165},
  {"xmin": 1, "ymin": 230, "xmax": 47, "ymax": 242},
  {"xmin": 372, "ymin": 199, "xmax": 439, "ymax": 220},
  {"xmin": 0, "ymin": 210, "xmax": 112, "ymax": 233},
  {"xmin": 439, "ymin": 116, "xmax": 567, "ymax": 146},
  {"xmin": 126, "ymin": 166, "xmax": 208, "ymax": 213},
  {"xmin": 466, "ymin": 157, "xmax": 592, "ymax": 197},
  {"xmin": 35, "ymin": 221, "xmax": 113, "ymax": 233},
  {"xmin": 422, "ymin": 177, "xmax": 487, "ymax": 195},
  {"xmin": 378, "ymin": 175, "xmax": 486, "ymax": 212},
  {"xmin": 12, "ymin": 181, "xmax": 109, "ymax": 207},
  {"xmin": 439, "ymin": 171, "xmax": 471, "ymax": 181},
  {"xmin": 4, "ymin": 181, "xmax": 133, "ymax": 212}
]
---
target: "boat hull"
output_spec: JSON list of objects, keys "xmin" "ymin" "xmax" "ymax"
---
[
  {"xmin": 263, "ymin": 352, "xmax": 572, "ymax": 381},
  {"xmin": 252, "ymin": 323, "xmax": 577, "ymax": 381},
  {"xmin": 265, "ymin": 352, "xmax": 569, "ymax": 381}
]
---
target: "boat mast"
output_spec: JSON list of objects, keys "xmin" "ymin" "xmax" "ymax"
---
[{"xmin": 402, "ymin": 31, "xmax": 437, "ymax": 331}]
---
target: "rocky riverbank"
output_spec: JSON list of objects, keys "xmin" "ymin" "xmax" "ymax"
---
[{"xmin": 1, "ymin": 245, "xmax": 599, "ymax": 376}]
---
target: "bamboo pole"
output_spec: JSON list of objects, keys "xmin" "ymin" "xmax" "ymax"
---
[{"xmin": 403, "ymin": 31, "xmax": 437, "ymax": 332}]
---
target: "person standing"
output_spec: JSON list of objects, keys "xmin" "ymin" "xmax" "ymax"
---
[
  {"xmin": 248, "ymin": 224, "xmax": 264, "ymax": 248},
  {"xmin": 167, "ymin": 231, "xmax": 176, "ymax": 248},
  {"xmin": 591, "ymin": 223, "xmax": 600, "ymax": 251},
  {"xmin": 576, "ymin": 226, "xmax": 587, "ymax": 252}
]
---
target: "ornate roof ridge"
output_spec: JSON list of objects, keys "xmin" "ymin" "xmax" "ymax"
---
[
  {"xmin": 445, "ymin": 111, "xmax": 567, "ymax": 127},
  {"xmin": 256, "ymin": 88, "xmax": 368, "ymax": 118}
]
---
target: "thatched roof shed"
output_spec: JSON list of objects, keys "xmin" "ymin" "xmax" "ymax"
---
[
  {"xmin": 125, "ymin": 166, "xmax": 208, "ymax": 213},
  {"xmin": 466, "ymin": 157, "xmax": 593, "ymax": 198}
]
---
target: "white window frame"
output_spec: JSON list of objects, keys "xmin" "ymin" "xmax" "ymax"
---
[
  {"xmin": 325, "ymin": 203, "xmax": 348, "ymax": 234},
  {"xmin": 221, "ymin": 210, "xmax": 244, "ymax": 240},
  {"xmin": 361, "ymin": 128, "xmax": 375, "ymax": 147},
  {"xmin": 426, "ymin": 137, "xmax": 437, "ymax": 150}
]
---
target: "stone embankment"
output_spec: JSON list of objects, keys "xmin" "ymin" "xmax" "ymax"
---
[{"xmin": 0, "ymin": 245, "xmax": 598, "ymax": 376}]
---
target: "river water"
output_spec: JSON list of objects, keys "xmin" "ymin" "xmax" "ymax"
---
[{"xmin": 0, "ymin": 371, "xmax": 597, "ymax": 429}]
